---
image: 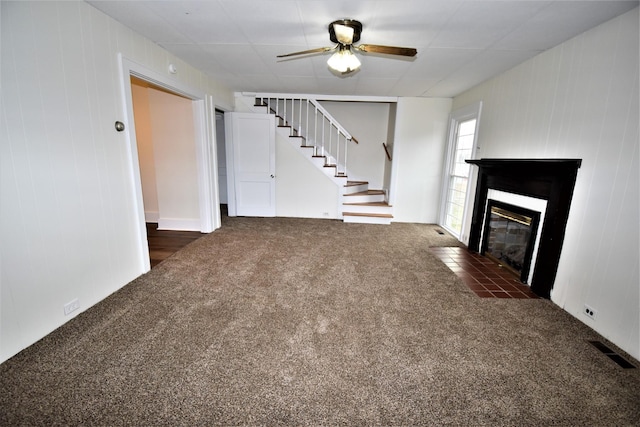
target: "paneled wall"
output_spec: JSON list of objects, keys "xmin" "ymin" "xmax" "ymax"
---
[
  {"xmin": 0, "ymin": 1, "xmax": 233, "ymax": 362},
  {"xmin": 390, "ymin": 97, "xmax": 453, "ymax": 223},
  {"xmin": 453, "ymin": 8, "xmax": 639, "ymax": 359}
]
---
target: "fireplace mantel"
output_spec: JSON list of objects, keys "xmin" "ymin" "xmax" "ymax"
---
[{"xmin": 465, "ymin": 158, "xmax": 582, "ymax": 298}]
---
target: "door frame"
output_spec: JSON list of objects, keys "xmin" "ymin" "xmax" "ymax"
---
[{"xmin": 118, "ymin": 54, "xmax": 220, "ymax": 273}]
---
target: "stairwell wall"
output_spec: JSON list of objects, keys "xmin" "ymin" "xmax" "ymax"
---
[
  {"xmin": 389, "ymin": 98, "xmax": 453, "ymax": 223},
  {"xmin": 275, "ymin": 133, "xmax": 340, "ymax": 219},
  {"xmin": 383, "ymin": 103, "xmax": 398, "ymax": 199},
  {"xmin": 318, "ymin": 101, "xmax": 390, "ymax": 188}
]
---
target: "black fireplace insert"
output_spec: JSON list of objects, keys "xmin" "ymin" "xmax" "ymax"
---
[{"xmin": 481, "ymin": 200, "xmax": 540, "ymax": 283}]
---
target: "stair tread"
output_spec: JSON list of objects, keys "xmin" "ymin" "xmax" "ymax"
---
[
  {"xmin": 345, "ymin": 181, "xmax": 368, "ymax": 187},
  {"xmin": 343, "ymin": 212, "xmax": 393, "ymax": 218},
  {"xmin": 343, "ymin": 201, "xmax": 390, "ymax": 206},
  {"xmin": 344, "ymin": 190, "xmax": 385, "ymax": 196}
]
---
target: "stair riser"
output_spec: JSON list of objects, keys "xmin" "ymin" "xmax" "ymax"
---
[
  {"xmin": 343, "ymin": 194, "xmax": 385, "ymax": 204},
  {"xmin": 343, "ymin": 184, "xmax": 368, "ymax": 194},
  {"xmin": 342, "ymin": 205, "xmax": 392, "ymax": 215},
  {"xmin": 323, "ymin": 167, "xmax": 347, "ymax": 179},
  {"xmin": 343, "ymin": 215, "xmax": 392, "ymax": 225},
  {"xmin": 276, "ymin": 127, "xmax": 294, "ymax": 137}
]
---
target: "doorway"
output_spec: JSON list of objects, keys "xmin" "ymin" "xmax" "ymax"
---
[
  {"xmin": 215, "ymin": 110, "xmax": 229, "ymax": 219},
  {"xmin": 119, "ymin": 54, "xmax": 220, "ymax": 273},
  {"xmin": 130, "ymin": 76, "xmax": 200, "ymax": 231}
]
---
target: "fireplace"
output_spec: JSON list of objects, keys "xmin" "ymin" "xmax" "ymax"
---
[
  {"xmin": 481, "ymin": 200, "xmax": 540, "ymax": 283},
  {"xmin": 465, "ymin": 159, "xmax": 582, "ymax": 298}
]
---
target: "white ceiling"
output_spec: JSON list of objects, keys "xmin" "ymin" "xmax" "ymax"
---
[{"xmin": 87, "ymin": 0, "xmax": 638, "ymax": 98}]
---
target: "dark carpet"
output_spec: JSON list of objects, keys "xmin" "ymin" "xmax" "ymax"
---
[{"xmin": 1, "ymin": 217, "xmax": 639, "ymax": 426}]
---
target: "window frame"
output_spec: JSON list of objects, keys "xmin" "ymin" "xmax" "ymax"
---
[{"xmin": 439, "ymin": 102, "xmax": 482, "ymax": 241}]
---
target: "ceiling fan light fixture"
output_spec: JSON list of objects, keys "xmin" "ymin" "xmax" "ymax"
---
[{"xmin": 327, "ymin": 46, "xmax": 361, "ymax": 73}]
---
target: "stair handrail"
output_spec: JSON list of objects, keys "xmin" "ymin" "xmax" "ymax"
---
[{"xmin": 307, "ymin": 99, "xmax": 352, "ymax": 140}]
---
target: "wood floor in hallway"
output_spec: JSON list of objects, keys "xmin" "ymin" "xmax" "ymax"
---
[{"xmin": 146, "ymin": 223, "xmax": 202, "ymax": 268}]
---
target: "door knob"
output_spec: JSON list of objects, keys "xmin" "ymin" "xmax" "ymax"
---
[{"xmin": 271, "ymin": 174, "xmax": 275, "ymax": 178}]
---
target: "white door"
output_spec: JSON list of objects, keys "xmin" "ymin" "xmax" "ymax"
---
[{"xmin": 229, "ymin": 113, "xmax": 276, "ymax": 217}]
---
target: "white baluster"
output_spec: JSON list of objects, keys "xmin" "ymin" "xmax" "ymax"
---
[
  {"xmin": 305, "ymin": 99, "xmax": 309, "ymax": 147},
  {"xmin": 345, "ymin": 136, "xmax": 349, "ymax": 176},
  {"xmin": 314, "ymin": 103, "xmax": 318, "ymax": 156},
  {"xmin": 319, "ymin": 114, "xmax": 323, "ymax": 159},
  {"xmin": 299, "ymin": 98, "xmax": 302, "ymax": 136},
  {"xmin": 336, "ymin": 126, "xmax": 340, "ymax": 175}
]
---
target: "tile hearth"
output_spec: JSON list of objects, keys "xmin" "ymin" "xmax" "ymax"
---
[{"xmin": 431, "ymin": 247, "xmax": 539, "ymax": 299}]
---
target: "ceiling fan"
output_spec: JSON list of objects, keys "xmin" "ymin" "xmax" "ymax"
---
[{"xmin": 277, "ymin": 19, "xmax": 417, "ymax": 74}]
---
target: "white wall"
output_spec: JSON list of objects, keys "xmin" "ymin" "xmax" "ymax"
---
[
  {"xmin": 382, "ymin": 103, "xmax": 398, "ymax": 198},
  {"xmin": 275, "ymin": 134, "xmax": 340, "ymax": 219},
  {"xmin": 0, "ymin": 1, "xmax": 233, "ymax": 363},
  {"xmin": 453, "ymin": 8, "xmax": 639, "ymax": 360},
  {"xmin": 319, "ymin": 101, "xmax": 390, "ymax": 188},
  {"xmin": 148, "ymin": 88, "xmax": 200, "ymax": 231},
  {"xmin": 390, "ymin": 98, "xmax": 453, "ymax": 223}
]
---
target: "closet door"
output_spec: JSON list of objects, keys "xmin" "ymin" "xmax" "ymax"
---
[{"xmin": 228, "ymin": 113, "xmax": 276, "ymax": 217}]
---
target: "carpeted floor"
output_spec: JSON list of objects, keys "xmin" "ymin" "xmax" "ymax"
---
[{"xmin": 1, "ymin": 217, "xmax": 639, "ymax": 426}]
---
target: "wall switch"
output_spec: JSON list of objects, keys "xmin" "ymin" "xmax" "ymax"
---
[
  {"xmin": 64, "ymin": 298, "xmax": 80, "ymax": 316},
  {"xmin": 584, "ymin": 304, "xmax": 597, "ymax": 320}
]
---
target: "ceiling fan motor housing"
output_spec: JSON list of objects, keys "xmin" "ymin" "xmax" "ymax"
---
[{"xmin": 329, "ymin": 19, "xmax": 362, "ymax": 44}]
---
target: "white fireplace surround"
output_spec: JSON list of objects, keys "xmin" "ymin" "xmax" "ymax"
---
[{"xmin": 479, "ymin": 189, "xmax": 548, "ymax": 285}]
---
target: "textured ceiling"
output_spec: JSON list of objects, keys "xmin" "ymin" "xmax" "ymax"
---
[{"xmin": 87, "ymin": 0, "xmax": 638, "ymax": 98}]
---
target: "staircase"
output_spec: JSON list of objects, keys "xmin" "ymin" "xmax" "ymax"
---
[{"xmin": 251, "ymin": 95, "xmax": 393, "ymax": 225}]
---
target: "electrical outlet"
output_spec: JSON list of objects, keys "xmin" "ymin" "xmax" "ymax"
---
[
  {"xmin": 584, "ymin": 304, "xmax": 597, "ymax": 320},
  {"xmin": 64, "ymin": 298, "xmax": 80, "ymax": 316}
]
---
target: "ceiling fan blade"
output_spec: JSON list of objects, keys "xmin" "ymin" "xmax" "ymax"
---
[
  {"xmin": 355, "ymin": 44, "xmax": 417, "ymax": 57},
  {"xmin": 277, "ymin": 46, "xmax": 335, "ymax": 58},
  {"xmin": 333, "ymin": 23, "xmax": 354, "ymax": 45}
]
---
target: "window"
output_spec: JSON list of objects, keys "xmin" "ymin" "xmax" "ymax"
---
[{"xmin": 440, "ymin": 103, "xmax": 481, "ymax": 240}]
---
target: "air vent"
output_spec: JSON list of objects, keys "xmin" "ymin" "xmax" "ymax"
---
[{"xmin": 588, "ymin": 340, "xmax": 636, "ymax": 369}]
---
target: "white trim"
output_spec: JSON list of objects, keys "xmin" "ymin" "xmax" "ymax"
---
[
  {"xmin": 193, "ymin": 98, "xmax": 216, "ymax": 233},
  {"xmin": 439, "ymin": 101, "xmax": 482, "ymax": 242},
  {"xmin": 118, "ymin": 55, "xmax": 150, "ymax": 273},
  {"xmin": 145, "ymin": 211, "xmax": 160, "ymax": 222},
  {"xmin": 157, "ymin": 218, "xmax": 202, "ymax": 232},
  {"xmin": 224, "ymin": 112, "xmax": 237, "ymax": 216},
  {"xmin": 118, "ymin": 54, "xmax": 219, "ymax": 273}
]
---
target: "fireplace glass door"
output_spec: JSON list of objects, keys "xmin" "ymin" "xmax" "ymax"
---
[{"xmin": 482, "ymin": 201, "xmax": 540, "ymax": 283}]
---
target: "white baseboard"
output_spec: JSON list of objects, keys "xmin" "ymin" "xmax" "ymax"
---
[
  {"xmin": 145, "ymin": 211, "xmax": 160, "ymax": 222},
  {"xmin": 157, "ymin": 218, "xmax": 201, "ymax": 231}
]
